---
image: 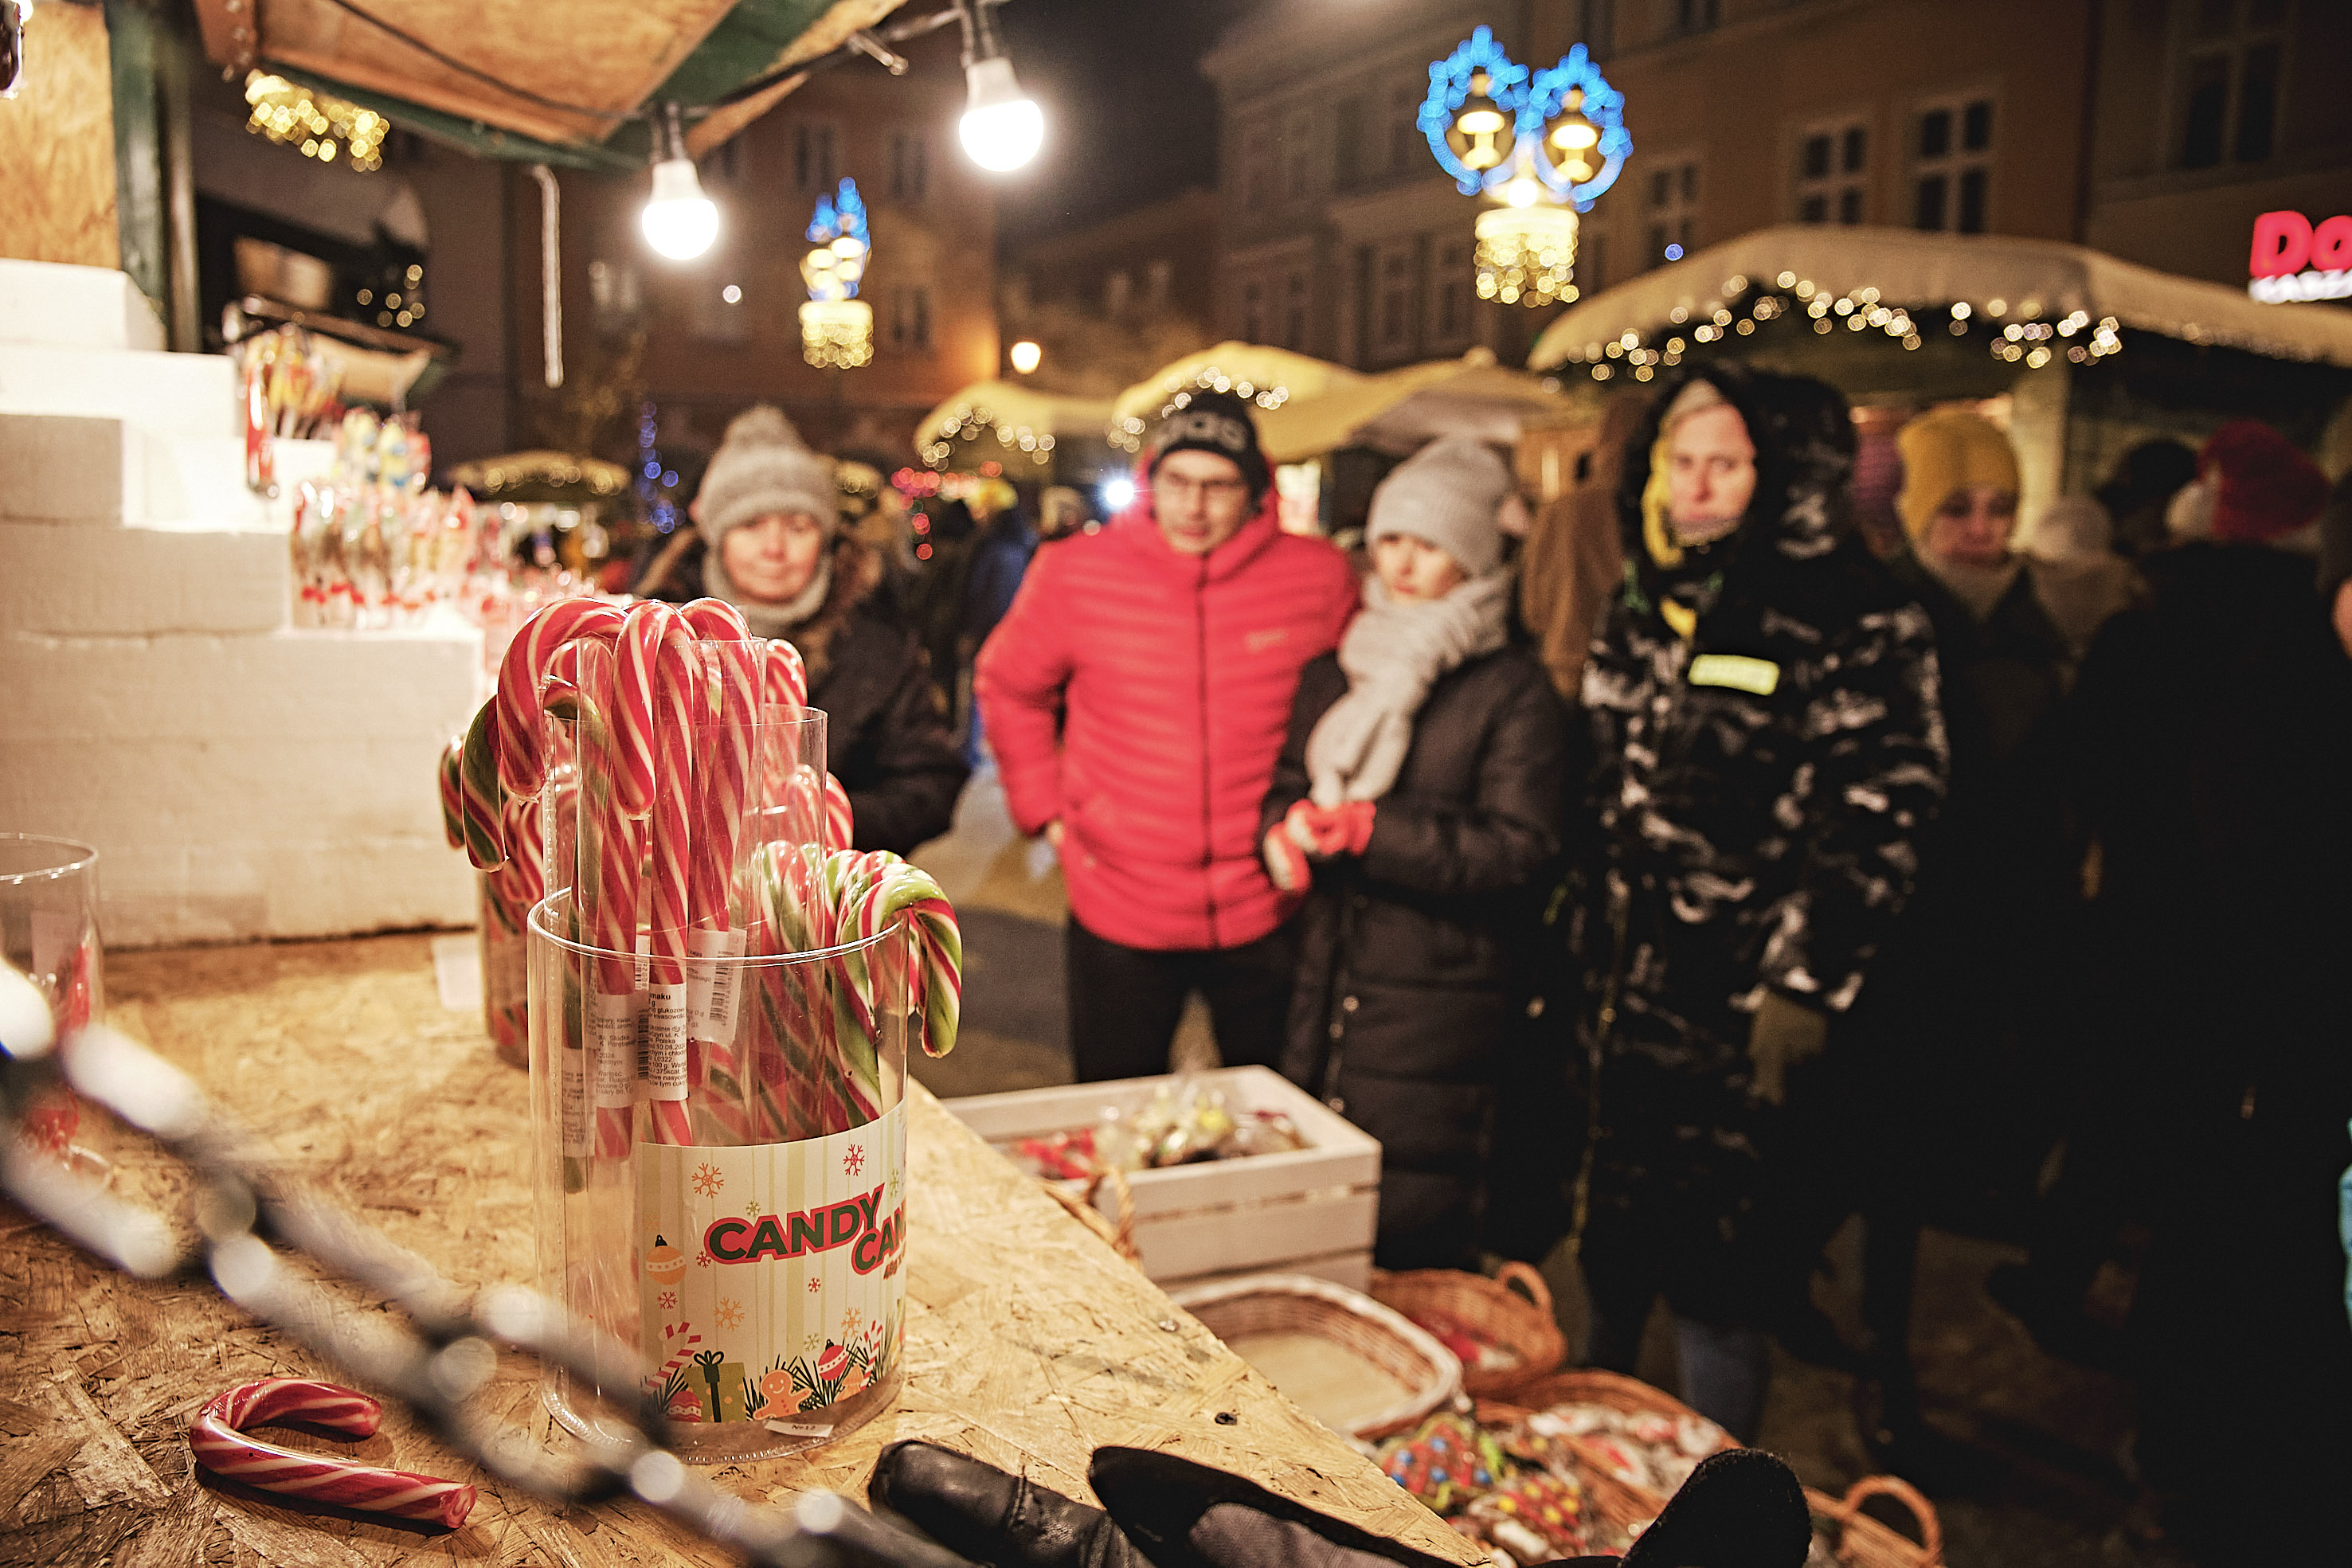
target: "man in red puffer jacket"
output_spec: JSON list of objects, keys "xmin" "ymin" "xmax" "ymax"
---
[{"xmin": 976, "ymin": 391, "xmax": 1356, "ymax": 1081}]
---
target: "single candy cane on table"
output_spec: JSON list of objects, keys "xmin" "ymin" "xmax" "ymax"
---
[{"xmin": 188, "ymin": 1378, "xmax": 475, "ymax": 1528}]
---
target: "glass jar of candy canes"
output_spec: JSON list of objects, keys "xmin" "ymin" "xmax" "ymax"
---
[{"xmin": 527, "ymin": 883, "xmax": 919, "ymax": 1462}]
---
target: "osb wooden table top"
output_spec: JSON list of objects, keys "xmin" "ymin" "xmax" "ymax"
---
[{"xmin": 1, "ymin": 933, "xmax": 1480, "ymax": 1568}]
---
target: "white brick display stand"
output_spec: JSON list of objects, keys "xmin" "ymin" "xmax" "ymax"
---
[{"xmin": 0, "ymin": 260, "xmax": 478, "ymax": 948}]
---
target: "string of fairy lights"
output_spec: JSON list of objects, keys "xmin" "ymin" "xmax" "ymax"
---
[
  {"xmin": 1557, "ymin": 269, "xmax": 2124, "ymax": 382},
  {"xmin": 243, "ymin": 71, "xmax": 388, "ymax": 171},
  {"xmin": 922, "ymin": 402, "xmax": 1061, "ymax": 469},
  {"xmin": 1104, "ymin": 372, "xmax": 1293, "ymax": 456}
]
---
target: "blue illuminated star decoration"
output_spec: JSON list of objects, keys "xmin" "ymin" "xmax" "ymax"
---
[
  {"xmin": 1420, "ymin": 30, "xmax": 1630, "ymax": 210},
  {"xmin": 1524, "ymin": 45, "xmax": 1630, "ymax": 209},
  {"xmin": 804, "ymin": 178, "xmax": 870, "ymax": 300},
  {"xmin": 1419, "ymin": 26, "xmax": 1528, "ymax": 196}
]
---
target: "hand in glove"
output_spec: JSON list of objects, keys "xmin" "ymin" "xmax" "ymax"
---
[
  {"xmin": 1747, "ymin": 991, "xmax": 1829, "ymax": 1107},
  {"xmin": 1263, "ymin": 823, "xmax": 1311, "ymax": 893}
]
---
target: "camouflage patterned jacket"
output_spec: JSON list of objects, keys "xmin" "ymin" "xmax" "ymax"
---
[{"xmin": 1566, "ymin": 365, "xmax": 1948, "ymax": 1316}]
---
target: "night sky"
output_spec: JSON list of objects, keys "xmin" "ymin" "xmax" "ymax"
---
[{"xmin": 986, "ymin": 0, "xmax": 1258, "ymax": 241}]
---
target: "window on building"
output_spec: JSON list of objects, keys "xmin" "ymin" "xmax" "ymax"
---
[
  {"xmin": 1643, "ymin": 157, "xmax": 1700, "ymax": 268},
  {"xmin": 1579, "ymin": 0, "xmax": 1618, "ymax": 60},
  {"xmin": 1376, "ymin": 245, "xmax": 1415, "ymax": 354},
  {"xmin": 1282, "ymin": 111, "xmax": 1314, "ymax": 201},
  {"xmin": 889, "ymin": 284, "xmax": 933, "ymax": 353},
  {"xmin": 1284, "ymin": 272, "xmax": 1309, "ymax": 350},
  {"xmin": 792, "ymin": 122, "xmax": 839, "ymax": 195},
  {"xmin": 1673, "ymin": 0, "xmax": 1720, "ymax": 33},
  {"xmin": 1335, "ymin": 96, "xmax": 1368, "ymax": 190},
  {"xmin": 1389, "ymin": 79, "xmax": 1423, "ymax": 174},
  {"xmin": 1912, "ymin": 95, "xmax": 1993, "ymax": 233},
  {"xmin": 1242, "ymin": 280, "xmax": 1264, "ymax": 342},
  {"xmin": 1432, "ymin": 240, "xmax": 1470, "ymax": 343},
  {"xmin": 1145, "ymin": 260, "xmax": 1173, "ymax": 308},
  {"xmin": 1583, "ymin": 232, "xmax": 1608, "ymax": 295},
  {"xmin": 1794, "ymin": 117, "xmax": 1869, "ymax": 225},
  {"xmin": 587, "ymin": 258, "xmax": 641, "ymax": 337},
  {"xmin": 705, "ymin": 137, "xmax": 742, "ymax": 186},
  {"xmin": 1104, "ymin": 270, "xmax": 1131, "ymax": 316},
  {"xmin": 2177, "ymin": 0, "xmax": 2288, "ymax": 170},
  {"xmin": 1242, "ymin": 124, "xmax": 1274, "ymax": 210},
  {"xmin": 888, "ymin": 129, "xmax": 928, "ymax": 201}
]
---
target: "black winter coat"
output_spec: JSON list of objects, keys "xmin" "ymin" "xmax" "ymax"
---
[
  {"xmin": 1264, "ymin": 643, "xmax": 1572, "ymax": 1270},
  {"xmin": 637, "ymin": 534, "xmax": 967, "ymax": 854},
  {"xmin": 1567, "ymin": 364, "xmax": 1947, "ymax": 1325}
]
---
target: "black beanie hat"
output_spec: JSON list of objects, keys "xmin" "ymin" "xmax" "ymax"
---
[{"xmin": 1147, "ymin": 389, "xmax": 1271, "ymax": 499}]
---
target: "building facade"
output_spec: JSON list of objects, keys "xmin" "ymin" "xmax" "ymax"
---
[
  {"xmin": 1202, "ymin": 0, "xmax": 2349, "ymax": 373},
  {"xmin": 1000, "ymin": 187, "xmax": 1220, "ymax": 397},
  {"xmin": 510, "ymin": 26, "xmax": 998, "ymax": 474}
]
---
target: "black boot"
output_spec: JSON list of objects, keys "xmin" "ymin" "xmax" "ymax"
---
[
  {"xmin": 869, "ymin": 1441, "xmax": 1145, "ymax": 1568},
  {"xmin": 1620, "ymin": 1449, "xmax": 1813, "ymax": 1568}
]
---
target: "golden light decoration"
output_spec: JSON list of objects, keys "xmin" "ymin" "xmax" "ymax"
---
[
  {"xmin": 243, "ymin": 72, "xmax": 386, "ymax": 172},
  {"xmin": 1556, "ymin": 274, "xmax": 2125, "ymax": 381},
  {"xmin": 800, "ymin": 300, "xmax": 874, "ymax": 370},
  {"xmin": 1475, "ymin": 203, "xmax": 1579, "ymax": 307}
]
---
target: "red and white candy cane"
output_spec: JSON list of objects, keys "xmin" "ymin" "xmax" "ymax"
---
[
  {"xmin": 189, "ymin": 1378, "xmax": 475, "ymax": 1529},
  {"xmin": 762, "ymin": 638, "xmax": 808, "ymax": 715},
  {"xmin": 495, "ymin": 598, "xmax": 625, "ymax": 802}
]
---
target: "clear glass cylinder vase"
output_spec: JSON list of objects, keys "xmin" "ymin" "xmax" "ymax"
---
[{"xmin": 526, "ymin": 890, "xmax": 914, "ymax": 1462}]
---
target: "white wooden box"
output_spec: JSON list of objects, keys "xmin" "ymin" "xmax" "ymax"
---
[{"xmin": 942, "ymin": 1066, "xmax": 1382, "ymax": 1293}]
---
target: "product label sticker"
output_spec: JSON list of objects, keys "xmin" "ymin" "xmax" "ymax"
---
[
  {"xmin": 589, "ymin": 990, "xmax": 639, "ymax": 1109},
  {"xmin": 644, "ymin": 981, "xmax": 690, "ymax": 1101},
  {"xmin": 1689, "ymin": 653, "xmax": 1781, "ymax": 696},
  {"xmin": 560, "ymin": 1047, "xmax": 591, "ymax": 1159},
  {"xmin": 635, "ymin": 1102, "xmax": 908, "ymax": 1426},
  {"xmin": 686, "ymin": 929, "xmax": 750, "ymax": 1045}
]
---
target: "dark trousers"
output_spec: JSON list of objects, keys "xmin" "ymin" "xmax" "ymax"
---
[{"xmin": 1065, "ymin": 916, "xmax": 1300, "ymax": 1082}]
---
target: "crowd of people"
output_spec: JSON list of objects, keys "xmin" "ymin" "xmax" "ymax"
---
[{"xmin": 640, "ymin": 372, "xmax": 2352, "ymax": 1560}]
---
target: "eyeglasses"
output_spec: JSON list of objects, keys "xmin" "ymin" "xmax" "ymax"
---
[{"xmin": 1151, "ymin": 475, "xmax": 1250, "ymax": 506}]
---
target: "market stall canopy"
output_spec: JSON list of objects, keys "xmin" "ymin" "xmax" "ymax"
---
[
  {"xmin": 1275, "ymin": 351, "xmax": 1577, "ymax": 457},
  {"xmin": 917, "ymin": 381, "xmax": 1114, "ymax": 471},
  {"xmin": 1109, "ymin": 344, "xmax": 1374, "ymax": 463},
  {"xmin": 1529, "ymin": 225, "xmax": 2352, "ymax": 372},
  {"xmin": 192, "ymin": 0, "xmax": 910, "ymax": 170}
]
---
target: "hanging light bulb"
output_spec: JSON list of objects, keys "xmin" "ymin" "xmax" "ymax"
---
[
  {"xmin": 640, "ymin": 104, "xmax": 718, "ymax": 261},
  {"xmin": 956, "ymin": 0, "xmax": 1042, "ymax": 172}
]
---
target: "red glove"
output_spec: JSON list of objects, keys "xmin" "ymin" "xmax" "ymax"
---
[
  {"xmin": 1329, "ymin": 800, "xmax": 1376, "ymax": 856},
  {"xmin": 1262, "ymin": 823, "xmax": 1311, "ymax": 893}
]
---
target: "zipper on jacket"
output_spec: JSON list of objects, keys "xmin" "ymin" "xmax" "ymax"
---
[
  {"xmin": 1567, "ymin": 875, "xmax": 1632, "ymax": 1256},
  {"xmin": 1196, "ymin": 557, "xmax": 1219, "ymax": 947}
]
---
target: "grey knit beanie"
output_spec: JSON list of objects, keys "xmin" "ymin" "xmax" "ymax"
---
[
  {"xmin": 696, "ymin": 405, "xmax": 839, "ymax": 548},
  {"xmin": 1365, "ymin": 435, "xmax": 1515, "ymax": 578}
]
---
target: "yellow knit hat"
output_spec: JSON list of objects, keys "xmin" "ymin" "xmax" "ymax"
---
[{"xmin": 1896, "ymin": 409, "xmax": 2019, "ymax": 540}]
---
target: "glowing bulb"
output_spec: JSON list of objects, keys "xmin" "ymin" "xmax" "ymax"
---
[
  {"xmin": 1009, "ymin": 340, "xmax": 1042, "ymax": 374},
  {"xmin": 1100, "ymin": 475, "xmax": 1136, "ymax": 512},
  {"xmin": 1455, "ymin": 107, "xmax": 1508, "ymax": 135},
  {"xmin": 640, "ymin": 158, "xmax": 718, "ymax": 260},
  {"xmin": 1550, "ymin": 119, "xmax": 1599, "ymax": 151},
  {"xmin": 1503, "ymin": 175, "xmax": 1543, "ymax": 208},
  {"xmin": 960, "ymin": 57, "xmax": 1043, "ymax": 173},
  {"xmin": 722, "ymin": 283, "xmax": 742, "ymax": 304}
]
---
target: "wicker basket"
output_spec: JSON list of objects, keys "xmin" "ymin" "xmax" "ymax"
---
[
  {"xmin": 1038, "ymin": 1167, "xmax": 1139, "ymax": 1265},
  {"xmin": 1173, "ymin": 1273, "xmax": 1462, "ymax": 1441},
  {"xmin": 1804, "ymin": 1478, "xmax": 1943, "ymax": 1568},
  {"xmin": 1371, "ymin": 1262, "xmax": 1567, "ymax": 1399},
  {"xmin": 1472, "ymin": 1398, "xmax": 1665, "ymax": 1554},
  {"xmin": 1507, "ymin": 1371, "xmax": 1943, "ymax": 1566}
]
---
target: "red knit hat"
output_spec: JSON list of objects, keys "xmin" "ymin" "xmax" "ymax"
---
[{"xmin": 2200, "ymin": 420, "xmax": 2327, "ymax": 543}]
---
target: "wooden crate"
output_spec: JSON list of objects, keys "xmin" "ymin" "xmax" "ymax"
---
[{"xmin": 942, "ymin": 1066, "xmax": 1382, "ymax": 1292}]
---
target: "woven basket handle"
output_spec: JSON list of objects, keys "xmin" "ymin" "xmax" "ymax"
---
[
  {"xmin": 1494, "ymin": 1261, "xmax": 1554, "ymax": 1316},
  {"xmin": 1837, "ymin": 1475, "xmax": 1943, "ymax": 1562}
]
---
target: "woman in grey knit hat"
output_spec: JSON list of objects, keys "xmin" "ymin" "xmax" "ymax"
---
[
  {"xmin": 1258, "ymin": 436, "xmax": 1574, "ymax": 1269},
  {"xmin": 672, "ymin": 405, "xmax": 968, "ymax": 854}
]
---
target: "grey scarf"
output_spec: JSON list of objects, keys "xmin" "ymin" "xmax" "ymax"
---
[
  {"xmin": 705, "ymin": 549, "xmax": 832, "ymax": 641},
  {"xmin": 1916, "ymin": 549, "xmax": 2020, "ymax": 623},
  {"xmin": 1305, "ymin": 570, "xmax": 1513, "ymax": 806}
]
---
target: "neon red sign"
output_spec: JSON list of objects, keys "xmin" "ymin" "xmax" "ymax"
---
[{"xmin": 2248, "ymin": 210, "xmax": 2352, "ymax": 303}]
